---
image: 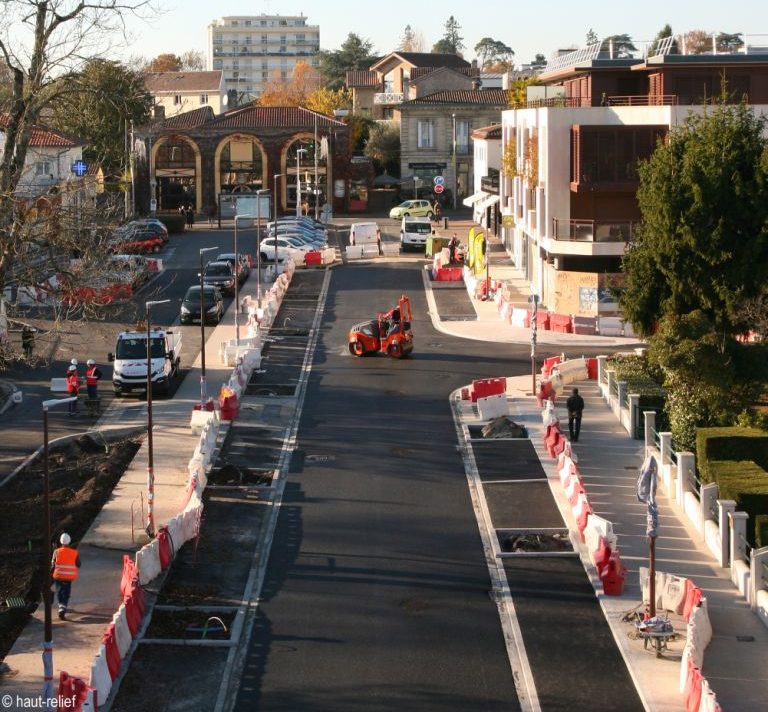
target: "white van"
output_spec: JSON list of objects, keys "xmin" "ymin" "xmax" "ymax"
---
[
  {"xmin": 400, "ymin": 217, "xmax": 433, "ymax": 251},
  {"xmin": 349, "ymin": 222, "xmax": 381, "ymax": 249}
]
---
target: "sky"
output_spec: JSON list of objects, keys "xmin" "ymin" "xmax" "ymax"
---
[{"xmin": 119, "ymin": 0, "xmax": 765, "ymax": 66}]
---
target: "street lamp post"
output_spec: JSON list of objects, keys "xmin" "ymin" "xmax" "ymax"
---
[
  {"xmin": 530, "ymin": 293, "xmax": 539, "ymax": 395},
  {"xmin": 452, "ymin": 113, "xmax": 458, "ymax": 211},
  {"xmin": 273, "ymin": 174, "xmax": 284, "ymax": 269},
  {"xmin": 233, "ymin": 217, "xmax": 242, "ymax": 342},
  {"xmin": 254, "ymin": 188, "xmax": 266, "ymax": 306},
  {"xmin": 145, "ymin": 299, "xmax": 170, "ymax": 538},
  {"xmin": 295, "ymin": 147, "xmax": 307, "ymax": 218},
  {"xmin": 198, "ymin": 248, "xmax": 218, "ymax": 405},
  {"xmin": 41, "ymin": 396, "xmax": 77, "ymax": 706}
]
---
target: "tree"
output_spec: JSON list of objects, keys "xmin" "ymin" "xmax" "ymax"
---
[
  {"xmin": 318, "ymin": 33, "xmax": 377, "ymax": 91},
  {"xmin": 474, "ymin": 38, "xmax": 514, "ymax": 69},
  {"xmin": 432, "ymin": 16, "xmax": 465, "ymax": 55},
  {"xmin": 683, "ymin": 30, "xmax": 712, "ymax": 55},
  {"xmin": 147, "ymin": 53, "xmax": 182, "ymax": 72},
  {"xmin": 0, "ymin": 0, "xmax": 153, "ymax": 361},
  {"xmin": 586, "ymin": 28, "xmax": 599, "ymax": 46},
  {"xmin": 258, "ymin": 61, "xmax": 320, "ymax": 107},
  {"xmin": 532, "ymin": 53, "xmax": 547, "ymax": 68},
  {"xmin": 649, "ymin": 24, "xmax": 674, "ymax": 55},
  {"xmin": 180, "ymin": 50, "xmax": 205, "ymax": 71},
  {"xmin": 602, "ymin": 34, "xmax": 637, "ymax": 58},
  {"xmin": 363, "ymin": 122, "xmax": 400, "ymax": 176},
  {"xmin": 619, "ymin": 98, "xmax": 768, "ymax": 338},
  {"xmin": 305, "ymin": 87, "xmax": 351, "ymax": 117},
  {"xmin": 508, "ymin": 77, "xmax": 540, "ymax": 108},
  {"xmin": 49, "ymin": 60, "xmax": 152, "ymax": 178},
  {"xmin": 716, "ymin": 32, "xmax": 744, "ymax": 53},
  {"xmin": 398, "ymin": 25, "xmax": 425, "ymax": 53}
]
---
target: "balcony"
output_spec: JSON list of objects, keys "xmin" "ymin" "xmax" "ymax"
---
[
  {"xmin": 373, "ymin": 92, "xmax": 404, "ymax": 105},
  {"xmin": 544, "ymin": 219, "xmax": 635, "ymax": 257},
  {"xmin": 524, "ymin": 94, "xmax": 678, "ymax": 109}
]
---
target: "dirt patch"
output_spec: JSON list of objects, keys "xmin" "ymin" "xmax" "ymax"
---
[
  {"xmin": 0, "ymin": 434, "xmax": 141, "ymax": 659},
  {"xmin": 500, "ymin": 532, "xmax": 572, "ymax": 553},
  {"xmin": 144, "ymin": 608, "xmax": 236, "ymax": 640}
]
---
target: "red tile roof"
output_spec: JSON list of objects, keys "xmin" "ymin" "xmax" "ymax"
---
[
  {"xmin": 410, "ymin": 66, "xmax": 478, "ymax": 81},
  {"xmin": 472, "ymin": 124, "xmax": 503, "ymax": 139},
  {"xmin": 345, "ymin": 70, "xmax": 379, "ymax": 88},
  {"xmin": 155, "ymin": 106, "xmax": 215, "ymax": 129},
  {"xmin": 209, "ymin": 105, "xmax": 346, "ymax": 129},
  {"xmin": 389, "ymin": 52, "xmax": 470, "ymax": 68},
  {"xmin": 0, "ymin": 113, "xmax": 81, "ymax": 147},
  {"xmin": 401, "ymin": 89, "xmax": 510, "ymax": 107},
  {"xmin": 144, "ymin": 71, "xmax": 223, "ymax": 93}
]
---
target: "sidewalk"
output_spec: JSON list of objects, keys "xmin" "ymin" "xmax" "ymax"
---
[
  {"xmin": 426, "ymin": 274, "xmax": 768, "ymax": 711},
  {"xmin": 2, "ymin": 274, "xmax": 258, "ymax": 703}
]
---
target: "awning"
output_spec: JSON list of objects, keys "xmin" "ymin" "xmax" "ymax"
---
[
  {"xmin": 462, "ymin": 191, "xmax": 485, "ymax": 208},
  {"xmin": 475, "ymin": 194, "xmax": 500, "ymax": 212}
]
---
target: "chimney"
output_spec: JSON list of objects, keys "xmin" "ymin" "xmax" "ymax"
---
[
  {"xmin": 153, "ymin": 104, "xmax": 165, "ymax": 121},
  {"xmin": 472, "ymin": 77, "xmax": 482, "ymax": 91}
]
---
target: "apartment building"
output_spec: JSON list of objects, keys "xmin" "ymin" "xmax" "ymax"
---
[
  {"xmin": 207, "ymin": 14, "xmax": 320, "ymax": 102},
  {"xmin": 498, "ymin": 38, "xmax": 768, "ymax": 319},
  {"xmin": 145, "ymin": 71, "xmax": 226, "ymax": 117}
]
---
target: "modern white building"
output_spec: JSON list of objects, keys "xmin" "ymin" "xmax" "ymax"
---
[{"xmin": 207, "ymin": 14, "xmax": 320, "ymax": 102}]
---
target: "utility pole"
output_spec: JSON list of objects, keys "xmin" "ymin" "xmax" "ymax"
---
[
  {"xmin": 313, "ymin": 114, "xmax": 320, "ymax": 221},
  {"xmin": 530, "ymin": 293, "xmax": 539, "ymax": 395}
]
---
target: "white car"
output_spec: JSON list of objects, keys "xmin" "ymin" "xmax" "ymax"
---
[
  {"xmin": 400, "ymin": 217, "xmax": 433, "ymax": 251},
  {"xmin": 259, "ymin": 237, "xmax": 304, "ymax": 263}
]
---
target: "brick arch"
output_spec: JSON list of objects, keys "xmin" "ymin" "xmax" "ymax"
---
[
  {"xmin": 279, "ymin": 133, "xmax": 331, "ymax": 214},
  {"xmin": 151, "ymin": 134, "xmax": 202, "ymax": 212},
  {"xmin": 213, "ymin": 133, "xmax": 267, "ymax": 197}
]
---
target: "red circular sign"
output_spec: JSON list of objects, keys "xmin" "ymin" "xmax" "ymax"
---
[{"xmin": 433, "ymin": 184, "xmax": 445, "ymax": 194}]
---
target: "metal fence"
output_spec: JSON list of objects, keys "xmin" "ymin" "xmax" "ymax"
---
[{"xmin": 687, "ymin": 465, "xmax": 702, "ymax": 501}]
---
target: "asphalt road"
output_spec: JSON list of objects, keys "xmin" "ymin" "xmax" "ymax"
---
[{"xmin": 233, "ymin": 264, "xmax": 532, "ymax": 711}]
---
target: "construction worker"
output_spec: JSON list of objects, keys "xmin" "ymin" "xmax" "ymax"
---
[
  {"xmin": 85, "ymin": 359, "xmax": 103, "ymax": 401},
  {"xmin": 66, "ymin": 365, "xmax": 80, "ymax": 416},
  {"xmin": 51, "ymin": 533, "xmax": 81, "ymax": 620}
]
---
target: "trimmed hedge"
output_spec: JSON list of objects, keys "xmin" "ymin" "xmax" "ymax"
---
[
  {"xmin": 696, "ymin": 427, "xmax": 768, "ymax": 482},
  {"xmin": 757, "ymin": 514, "xmax": 768, "ymax": 548},
  {"xmin": 157, "ymin": 213, "xmax": 186, "ymax": 234},
  {"xmin": 707, "ymin": 460, "xmax": 768, "ymax": 547}
]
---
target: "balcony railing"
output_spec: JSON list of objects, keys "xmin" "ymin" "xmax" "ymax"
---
[
  {"xmin": 373, "ymin": 92, "xmax": 404, "ymax": 105},
  {"xmin": 524, "ymin": 94, "xmax": 678, "ymax": 109},
  {"xmin": 552, "ymin": 218, "xmax": 636, "ymax": 242}
]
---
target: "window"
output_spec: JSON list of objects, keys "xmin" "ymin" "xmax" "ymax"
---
[
  {"xmin": 456, "ymin": 120, "xmax": 470, "ymax": 155},
  {"xmin": 200, "ymin": 94, "xmax": 209, "ymax": 104},
  {"xmin": 35, "ymin": 161, "xmax": 52, "ymax": 176},
  {"xmin": 245, "ymin": 20, "xmax": 251, "ymax": 26},
  {"xmin": 417, "ymin": 120, "xmax": 434, "ymax": 149},
  {"xmin": 213, "ymin": 60, "xmax": 222, "ymax": 69},
  {"xmin": 173, "ymin": 94, "xmax": 182, "ymax": 105}
]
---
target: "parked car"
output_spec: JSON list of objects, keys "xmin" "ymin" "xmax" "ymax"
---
[
  {"xmin": 270, "ymin": 222, "xmax": 327, "ymax": 241},
  {"xmin": 125, "ymin": 218, "xmax": 169, "ymax": 243},
  {"xmin": 258, "ymin": 238, "xmax": 304, "ymax": 263},
  {"xmin": 109, "ymin": 226, "xmax": 164, "ymax": 254},
  {"xmin": 201, "ymin": 260, "xmax": 236, "ymax": 295},
  {"xmin": 216, "ymin": 253, "xmax": 250, "ymax": 285},
  {"xmin": 389, "ymin": 199, "xmax": 434, "ymax": 220},
  {"xmin": 180, "ymin": 285, "xmax": 224, "ymax": 325}
]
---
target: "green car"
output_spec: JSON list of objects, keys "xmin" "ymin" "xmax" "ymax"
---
[{"xmin": 389, "ymin": 199, "xmax": 435, "ymax": 220}]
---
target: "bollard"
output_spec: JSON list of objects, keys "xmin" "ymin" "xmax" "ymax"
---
[{"xmin": 443, "ymin": 217, "xmax": 449, "ymax": 229}]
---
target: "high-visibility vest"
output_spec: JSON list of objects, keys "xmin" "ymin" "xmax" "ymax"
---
[
  {"xmin": 66, "ymin": 374, "xmax": 80, "ymax": 394},
  {"xmin": 86, "ymin": 366, "xmax": 100, "ymax": 386},
  {"xmin": 52, "ymin": 546, "xmax": 80, "ymax": 581}
]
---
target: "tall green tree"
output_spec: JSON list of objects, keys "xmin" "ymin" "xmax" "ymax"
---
[
  {"xmin": 364, "ymin": 122, "xmax": 400, "ymax": 176},
  {"xmin": 49, "ymin": 60, "xmax": 152, "ymax": 178},
  {"xmin": 603, "ymin": 34, "xmax": 637, "ymax": 57},
  {"xmin": 585, "ymin": 28, "xmax": 599, "ymax": 46},
  {"xmin": 398, "ymin": 25, "xmax": 424, "ymax": 52},
  {"xmin": 432, "ymin": 16, "xmax": 465, "ymax": 55},
  {"xmin": 319, "ymin": 33, "xmax": 377, "ymax": 91},
  {"xmin": 474, "ymin": 38, "xmax": 514, "ymax": 69},
  {"xmin": 619, "ymin": 98, "xmax": 768, "ymax": 337},
  {"xmin": 649, "ymin": 24, "xmax": 674, "ymax": 55},
  {"xmin": 716, "ymin": 32, "xmax": 744, "ymax": 53}
]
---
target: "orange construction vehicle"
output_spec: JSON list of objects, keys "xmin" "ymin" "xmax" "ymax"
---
[{"xmin": 348, "ymin": 294, "xmax": 413, "ymax": 358}]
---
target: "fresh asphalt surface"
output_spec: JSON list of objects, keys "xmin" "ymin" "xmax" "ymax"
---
[{"xmin": 234, "ymin": 264, "xmax": 529, "ymax": 711}]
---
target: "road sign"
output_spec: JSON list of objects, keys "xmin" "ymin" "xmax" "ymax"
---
[
  {"xmin": 433, "ymin": 184, "xmax": 444, "ymax": 194},
  {"xmin": 71, "ymin": 160, "xmax": 88, "ymax": 177},
  {"xmin": 434, "ymin": 175, "xmax": 445, "ymax": 186}
]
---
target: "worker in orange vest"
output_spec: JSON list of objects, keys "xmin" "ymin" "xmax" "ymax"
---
[
  {"xmin": 66, "ymin": 365, "xmax": 80, "ymax": 416},
  {"xmin": 85, "ymin": 359, "xmax": 103, "ymax": 401},
  {"xmin": 51, "ymin": 533, "xmax": 81, "ymax": 620}
]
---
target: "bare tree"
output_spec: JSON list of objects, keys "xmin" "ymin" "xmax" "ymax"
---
[{"xmin": 0, "ymin": 0, "xmax": 155, "ymax": 362}]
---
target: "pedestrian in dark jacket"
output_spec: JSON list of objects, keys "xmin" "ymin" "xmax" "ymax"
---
[{"xmin": 566, "ymin": 387, "xmax": 585, "ymax": 441}]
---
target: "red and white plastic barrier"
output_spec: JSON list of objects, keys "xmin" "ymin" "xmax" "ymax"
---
[
  {"xmin": 135, "ymin": 538, "xmax": 162, "ymax": 586},
  {"xmin": 88, "ymin": 645, "xmax": 112, "ymax": 706}
]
